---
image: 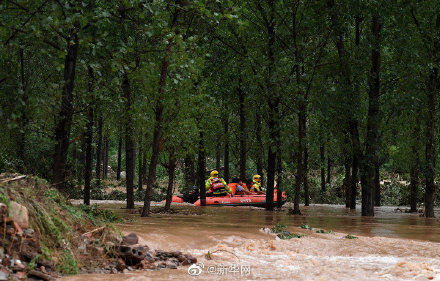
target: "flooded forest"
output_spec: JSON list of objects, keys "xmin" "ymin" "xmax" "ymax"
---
[{"xmin": 1, "ymin": 0, "xmax": 440, "ymax": 280}]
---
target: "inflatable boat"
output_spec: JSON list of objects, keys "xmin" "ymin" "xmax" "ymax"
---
[{"xmin": 171, "ymin": 190, "xmax": 286, "ymax": 208}]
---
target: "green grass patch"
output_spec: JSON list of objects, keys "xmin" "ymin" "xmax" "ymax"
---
[
  {"xmin": 300, "ymin": 224, "xmax": 311, "ymax": 229},
  {"xmin": 271, "ymin": 223, "xmax": 305, "ymax": 239},
  {"xmin": 271, "ymin": 223, "xmax": 287, "ymax": 233},
  {"xmin": 78, "ymin": 204, "xmax": 122, "ymax": 225},
  {"xmin": 344, "ymin": 234, "xmax": 358, "ymax": 239},
  {"xmin": 0, "ymin": 193, "xmax": 10, "ymax": 207},
  {"xmin": 277, "ymin": 232, "xmax": 305, "ymax": 239},
  {"xmin": 58, "ymin": 250, "xmax": 79, "ymax": 275}
]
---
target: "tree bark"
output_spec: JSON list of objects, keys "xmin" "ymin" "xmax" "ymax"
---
[
  {"xmin": 123, "ymin": 73, "xmax": 135, "ymax": 209},
  {"xmin": 303, "ymin": 144, "xmax": 309, "ymax": 206},
  {"xmin": 264, "ymin": 0, "xmax": 277, "ymax": 211},
  {"xmin": 374, "ymin": 162, "xmax": 381, "ymax": 206},
  {"xmin": 53, "ymin": 24, "xmax": 80, "ymax": 192},
  {"xmin": 292, "ymin": 1, "xmax": 303, "ymax": 215},
  {"xmin": 164, "ymin": 151, "xmax": 177, "ymax": 212},
  {"xmin": 215, "ymin": 138, "xmax": 221, "ymax": 172},
  {"xmin": 184, "ymin": 155, "xmax": 195, "ymax": 190},
  {"xmin": 238, "ymin": 69, "xmax": 246, "ymax": 180},
  {"xmin": 320, "ymin": 143, "xmax": 326, "ymax": 192},
  {"xmin": 409, "ymin": 117, "xmax": 420, "ymax": 212},
  {"xmin": 142, "ymin": 10, "xmax": 178, "ymax": 216},
  {"xmin": 95, "ymin": 113, "xmax": 103, "ymax": 187},
  {"xmin": 223, "ymin": 115, "xmax": 230, "ymax": 183},
  {"xmin": 138, "ymin": 136, "xmax": 143, "ymax": 190},
  {"xmin": 361, "ymin": 15, "xmax": 381, "ymax": 217},
  {"xmin": 197, "ymin": 130, "xmax": 206, "ymax": 206},
  {"xmin": 117, "ymin": 134, "xmax": 122, "ymax": 181},
  {"xmin": 344, "ymin": 160, "xmax": 351, "ymax": 208},
  {"xmin": 255, "ymin": 107, "xmax": 264, "ymax": 177},
  {"xmin": 350, "ymin": 132, "xmax": 360, "ymax": 210},
  {"xmin": 423, "ymin": 14, "xmax": 439, "ymax": 218},
  {"xmin": 84, "ymin": 106, "xmax": 93, "ymax": 205},
  {"xmin": 17, "ymin": 48, "xmax": 28, "ymax": 170},
  {"xmin": 103, "ymin": 128, "xmax": 109, "ymax": 179},
  {"xmin": 326, "ymin": 157, "xmax": 332, "ymax": 185},
  {"xmin": 276, "ymin": 146, "xmax": 283, "ymax": 208}
]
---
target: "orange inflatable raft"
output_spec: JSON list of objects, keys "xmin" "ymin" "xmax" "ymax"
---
[{"xmin": 171, "ymin": 190, "xmax": 286, "ymax": 207}]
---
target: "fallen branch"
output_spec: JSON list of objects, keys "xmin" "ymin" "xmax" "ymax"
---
[
  {"xmin": 28, "ymin": 270, "xmax": 55, "ymax": 281},
  {"xmin": 207, "ymin": 249, "xmax": 240, "ymax": 261},
  {"xmin": 82, "ymin": 226, "xmax": 106, "ymax": 238},
  {"xmin": 0, "ymin": 175, "xmax": 27, "ymax": 184}
]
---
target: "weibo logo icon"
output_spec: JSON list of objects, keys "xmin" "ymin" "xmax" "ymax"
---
[{"xmin": 187, "ymin": 263, "xmax": 204, "ymax": 276}]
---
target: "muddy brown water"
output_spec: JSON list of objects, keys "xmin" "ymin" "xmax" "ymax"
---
[{"xmin": 62, "ymin": 203, "xmax": 440, "ymax": 280}]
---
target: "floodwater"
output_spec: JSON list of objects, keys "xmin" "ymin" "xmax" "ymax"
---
[{"xmin": 62, "ymin": 203, "xmax": 440, "ymax": 280}]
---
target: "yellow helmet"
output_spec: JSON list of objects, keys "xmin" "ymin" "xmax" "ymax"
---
[
  {"xmin": 253, "ymin": 174, "xmax": 261, "ymax": 182},
  {"xmin": 210, "ymin": 170, "xmax": 219, "ymax": 177}
]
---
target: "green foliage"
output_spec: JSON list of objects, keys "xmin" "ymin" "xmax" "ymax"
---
[
  {"xmin": 271, "ymin": 223, "xmax": 287, "ymax": 233},
  {"xmin": 0, "ymin": 0, "xmax": 439, "ymax": 214},
  {"xmin": 344, "ymin": 235, "xmax": 358, "ymax": 239},
  {"xmin": 0, "ymin": 193, "xmax": 9, "ymax": 207},
  {"xmin": 300, "ymin": 224, "xmax": 311, "ymax": 230},
  {"xmin": 78, "ymin": 204, "xmax": 122, "ymax": 225},
  {"xmin": 58, "ymin": 250, "xmax": 79, "ymax": 275},
  {"xmin": 277, "ymin": 232, "xmax": 305, "ymax": 240},
  {"xmin": 271, "ymin": 223, "xmax": 305, "ymax": 239}
]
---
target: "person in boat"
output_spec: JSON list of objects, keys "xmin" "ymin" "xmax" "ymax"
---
[
  {"xmin": 205, "ymin": 170, "xmax": 232, "ymax": 197},
  {"xmin": 228, "ymin": 178, "xmax": 252, "ymax": 195},
  {"xmin": 250, "ymin": 174, "xmax": 266, "ymax": 194}
]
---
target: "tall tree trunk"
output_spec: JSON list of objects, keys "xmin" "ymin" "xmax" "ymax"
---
[
  {"xmin": 238, "ymin": 70, "xmax": 247, "ymax": 180},
  {"xmin": 103, "ymin": 128, "xmax": 109, "ymax": 179},
  {"xmin": 293, "ymin": 108, "xmax": 305, "ymax": 215},
  {"xmin": 374, "ymin": 163, "xmax": 381, "ymax": 206},
  {"xmin": 409, "ymin": 117, "xmax": 420, "ymax": 212},
  {"xmin": 292, "ymin": 2, "xmax": 303, "ymax": 215},
  {"xmin": 71, "ymin": 142, "xmax": 77, "ymax": 179},
  {"xmin": 344, "ymin": 160, "xmax": 351, "ymax": 208},
  {"xmin": 142, "ymin": 152, "xmax": 148, "ymax": 182},
  {"xmin": 84, "ymin": 107, "xmax": 93, "ymax": 205},
  {"xmin": 123, "ymin": 73, "xmax": 135, "ymax": 209},
  {"xmin": 320, "ymin": 143, "xmax": 326, "ymax": 192},
  {"xmin": 423, "ymin": 14, "xmax": 439, "ymax": 218},
  {"xmin": 350, "ymin": 143, "xmax": 359, "ymax": 210},
  {"xmin": 223, "ymin": 115, "xmax": 230, "ymax": 183},
  {"xmin": 349, "ymin": 15, "xmax": 363, "ymax": 210},
  {"xmin": 95, "ymin": 113, "xmax": 103, "ymax": 187},
  {"xmin": 276, "ymin": 146, "xmax": 283, "ymax": 209},
  {"xmin": 329, "ymin": 0, "xmax": 362, "ymax": 210},
  {"xmin": 197, "ymin": 130, "xmax": 206, "ymax": 206},
  {"xmin": 361, "ymin": 15, "xmax": 381, "ymax": 217},
  {"xmin": 255, "ymin": 108, "xmax": 264, "ymax": 177},
  {"xmin": 142, "ymin": 11, "xmax": 178, "ymax": 216},
  {"xmin": 17, "ymin": 48, "xmax": 28, "ymax": 170},
  {"xmin": 164, "ymin": 151, "xmax": 177, "ymax": 212},
  {"xmin": 117, "ymin": 134, "xmax": 122, "ymax": 181},
  {"xmin": 79, "ymin": 138, "xmax": 86, "ymax": 184},
  {"xmin": 303, "ymin": 144, "xmax": 309, "ymax": 206},
  {"xmin": 264, "ymin": 0, "xmax": 277, "ymax": 211},
  {"xmin": 184, "ymin": 155, "xmax": 195, "ymax": 190},
  {"xmin": 326, "ymin": 157, "xmax": 332, "ymax": 185},
  {"xmin": 215, "ymin": 138, "xmax": 221, "ymax": 172},
  {"xmin": 138, "ymin": 136, "xmax": 143, "ymax": 190},
  {"xmin": 53, "ymin": 24, "xmax": 79, "ymax": 192}
]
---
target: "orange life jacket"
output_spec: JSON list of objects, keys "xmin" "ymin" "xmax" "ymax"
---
[{"xmin": 228, "ymin": 183, "xmax": 238, "ymax": 195}]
